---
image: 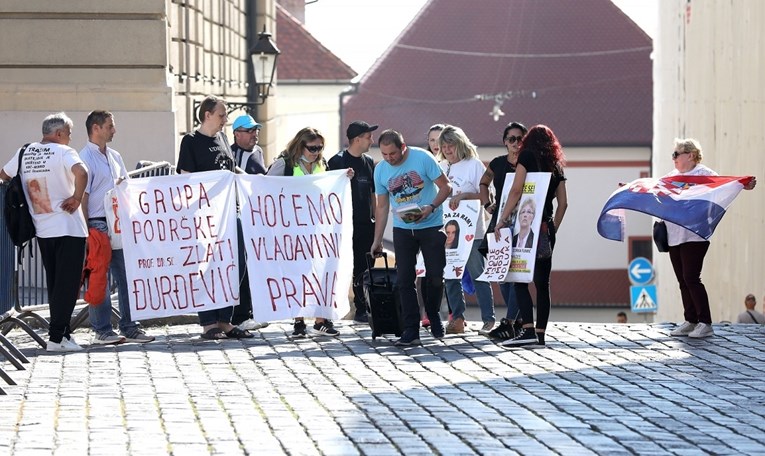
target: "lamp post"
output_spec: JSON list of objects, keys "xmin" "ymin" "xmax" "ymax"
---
[{"xmin": 227, "ymin": 25, "xmax": 280, "ymax": 115}]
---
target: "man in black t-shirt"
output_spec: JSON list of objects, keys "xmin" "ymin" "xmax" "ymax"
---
[{"xmin": 328, "ymin": 120, "xmax": 378, "ymax": 323}]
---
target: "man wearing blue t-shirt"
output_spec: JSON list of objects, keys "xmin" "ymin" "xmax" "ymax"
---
[{"xmin": 370, "ymin": 129, "xmax": 452, "ymax": 346}]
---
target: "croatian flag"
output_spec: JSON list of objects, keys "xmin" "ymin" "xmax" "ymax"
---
[{"xmin": 597, "ymin": 175, "xmax": 753, "ymax": 241}]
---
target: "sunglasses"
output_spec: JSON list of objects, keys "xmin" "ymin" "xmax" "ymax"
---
[
  {"xmin": 305, "ymin": 145, "xmax": 324, "ymax": 153},
  {"xmin": 672, "ymin": 150, "xmax": 691, "ymax": 159},
  {"xmin": 505, "ymin": 135, "xmax": 523, "ymax": 144}
]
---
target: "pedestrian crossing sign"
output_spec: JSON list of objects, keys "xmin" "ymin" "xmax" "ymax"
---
[{"xmin": 630, "ymin": 285, "xmax": 658, "ymax": 313}]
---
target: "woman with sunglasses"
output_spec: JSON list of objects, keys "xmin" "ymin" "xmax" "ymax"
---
[
  {"xmin": 177, "ymin": 95, "xmax": 255, "ymax": 341},
  {"xmin": 666, "ymin": 139, "xmax": 756, "ymax": 339},
  {"xmin": 267, "ymin": 127, "xmax": 354, "ymax": 337},
  {"xmin": 267, "ymin": 127, "xmax": 328, "ymax": 177},
  {"xmin": 477, "ymin": 122, "xmax": 527, "ymax": 338},
  {"xmin": 494, "ymin": 125, "xmax": 568, "ymax": 348}
]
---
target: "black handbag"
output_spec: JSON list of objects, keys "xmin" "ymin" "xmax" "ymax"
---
[{"xmin": 653, "ymin": 220, "xmax": 669, "ymax": 252}]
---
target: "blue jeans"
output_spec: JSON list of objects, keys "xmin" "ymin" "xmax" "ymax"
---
[
  {"xmin": 444, "ymin": 241, "xmax": 494, "ymax": 323},
  {"xmin": 88, "ymin": 220, "xmax": 140, "ymax": 336},
  {"xmin": 393, "ymin": 226, "xmax": 446, "ymax": 332}
]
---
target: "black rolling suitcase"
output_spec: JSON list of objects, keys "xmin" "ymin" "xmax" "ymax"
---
[{"xmin": 363, "ymin": 252, "xmax": 403, "ymax": 340}]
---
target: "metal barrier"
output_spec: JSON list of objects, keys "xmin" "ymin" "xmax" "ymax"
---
[
  {"xmin": 0, "ymin": 184, "xmax": 38, "ymax": 381},
  {"xmin": 0, "ymin": 160, "xmax": 177, "ymax": 336},
  {"xmin": 132, "ymin": 160, "xmax": 176, "ymax": 178}
]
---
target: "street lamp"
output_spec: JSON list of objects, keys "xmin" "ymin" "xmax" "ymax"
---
[{"xmin": 249, "ymin": 25, "xmax": 280, "ymax": 104}]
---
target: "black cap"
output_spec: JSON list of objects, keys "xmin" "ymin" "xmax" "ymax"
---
[{"xmin": 346, "ymin": 120, "xmax": 379, "ymax": 140}]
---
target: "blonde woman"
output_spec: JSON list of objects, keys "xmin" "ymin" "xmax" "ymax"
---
[{"xmin": 438, "ymin": 125, "xmax": 494, "ymax": 334}]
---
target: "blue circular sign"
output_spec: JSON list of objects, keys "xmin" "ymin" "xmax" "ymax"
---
[{"xmin": 628, "ymin": 257, "xmax": 654, "ymax": 285}]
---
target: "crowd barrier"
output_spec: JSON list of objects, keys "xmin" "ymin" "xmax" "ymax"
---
[{"xmin": 0, "ymin": 160, "xmax": 176, "ymax": 384}]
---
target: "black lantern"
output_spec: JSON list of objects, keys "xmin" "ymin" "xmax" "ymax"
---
[{"xmin": 250, "ymin": 25, "xmax": 280, "ymax": 103}]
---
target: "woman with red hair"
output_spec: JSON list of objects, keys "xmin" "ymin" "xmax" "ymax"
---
[{"xmin": 494, "ymin": 125, "xmax": 568, "ymax": 347}]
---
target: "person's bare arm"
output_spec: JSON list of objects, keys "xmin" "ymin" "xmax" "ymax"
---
[
  {"xmin": 479, "ymin": 167, "xmax": 494, "ymax": 210},
  {"xmin": 494, "ymin": 163, "xmax": 526, "ymax": 238},
  {"xmin": 61, "ymin": 163, "xmax": 88, "ymax": 214},
  {"xmin": 81, "ymin": 192, "xmax": 90, "ymax": 220},
  {"xmin": 554, "ymin": 181, "xmax": 568, "ymax": 230},
  {"xmin": 417, "ymin": 174, "xmax": 452, "ymax": 221},
  {"xmin": 370, "ymin": 193, "xmax": 389, "ymax": 255}
]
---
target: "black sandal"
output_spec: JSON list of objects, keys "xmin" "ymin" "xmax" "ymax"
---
[
  {"xmin": 225, "ymin": 327, "xmax": 254, "ymax": 339},
  {"xmin": 200, "ymin": 328, "xmax": 227, "ymax": 340}
]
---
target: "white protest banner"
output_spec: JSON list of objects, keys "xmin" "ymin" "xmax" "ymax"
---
[
  {"xmin": 443, "ymin": 199, "xmax": 479, "ymax": 279},
  {"xmin": 237, "ymin": 170, "xmax": 353, "ymax": 321},
  {"xmin": 476, "ymin": 228, "xmax": 513, "ymax": 282},
  {"xmin": 104, "ymin": 188, "xmax": 122, "ymax": 249},
  {"xmin": 503, "ymin": 172, "xmax": 551, "ymax": 283},
  {"xmin": 115, "ymin": 170, "xmax": 239, "ymax": 320},
  {"xmin": 411, "ymin": 199, "xmax": 479, "ymax": 279}
]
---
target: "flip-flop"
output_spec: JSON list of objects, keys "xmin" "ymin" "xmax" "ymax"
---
[
  {"xmin": 200, "ymin": 328, "xmax": 227, "ymax": 340},
  {"xmin": 225, "ymin": 327, "xmax": 254, "ymax": 339}
]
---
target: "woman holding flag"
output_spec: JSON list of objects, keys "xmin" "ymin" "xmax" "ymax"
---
[
  {"xmin": 667, "ymin": 139, "xmax": 756, "ymax": 339},
  {"xmin": 494, "ymin": 125, "xmax": 568, "ymax": 347}
]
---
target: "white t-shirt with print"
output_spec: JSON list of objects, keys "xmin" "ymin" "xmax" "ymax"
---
[
  {"xmin": 440, "ymin": 157, "xmax": 487, "ymax": 237},
  {"xmin": 2, "ymin": 142, "xmax": 88, "ymax": 238},
  {"xmin": 663, "ymin": 164, "xmax": 717, "ymax": 246}
]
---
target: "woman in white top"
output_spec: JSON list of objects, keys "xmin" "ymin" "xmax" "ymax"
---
[
  {"xmin": 438, "ymin": 125, "xmax": 494, "ymax": 334},
  {"xmin": 666, "ymin": 138, "xmax": 756, "ymax": 339}
]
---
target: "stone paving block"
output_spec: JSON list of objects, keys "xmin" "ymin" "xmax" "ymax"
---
[{"xmin": 4, "ymin": 323, "xmax": 765, "ymax": 455}]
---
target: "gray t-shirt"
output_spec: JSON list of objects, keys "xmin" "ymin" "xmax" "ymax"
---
[{"xmin": 736, "ymin": 309, "xmax": 765, "ymax": 324}]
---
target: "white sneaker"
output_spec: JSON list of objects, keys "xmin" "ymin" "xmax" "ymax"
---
[
  {"xmin": 688, "ymin": 322, "xmax": 714, "ymax": 338},
  {"xmin": 669, "ymin": 321, "xmax": 697, "ymax": 337},
  {"xmin": 237, "ymin": 319, "xmax": 269, "ymax": 331},
  {"xmin": 63, "ymin": 336, "xmax": 83, "ymax": 351},
  {"xmin": 47, "ymin": 339, "xmax": 83, "ymax": 352}
]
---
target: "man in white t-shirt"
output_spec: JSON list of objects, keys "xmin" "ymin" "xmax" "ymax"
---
[
  {"xmin": 80, "ymin": 110, "xmax": 155, "ymax": 345},
  {"xmin": 1, "ymin": 112, "xmax": 88, "ymax": 352}
]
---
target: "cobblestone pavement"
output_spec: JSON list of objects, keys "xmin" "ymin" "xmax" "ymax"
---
[{"xmin": 1, "ymin": 321, "xmax": 764, "ymax": 455}]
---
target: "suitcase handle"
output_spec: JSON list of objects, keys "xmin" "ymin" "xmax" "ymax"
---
[
  {"xmin": 366, "ymin": 251, "xmax": 393, "ymax": 288},
  {"xmin": 366, "ymin": 251, "xmax": 390, "ymax": 271}
]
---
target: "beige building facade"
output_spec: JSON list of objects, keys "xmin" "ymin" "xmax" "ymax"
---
[
  {"xmin": 0, "ymin": 0, "xmax": 278, "ymax": 169},
  {"xmin": 654, "ymin": 0, "xmax": 765, "ymax": 323}
]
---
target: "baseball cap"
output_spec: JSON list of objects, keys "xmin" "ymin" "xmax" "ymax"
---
[
  {"xmin": 232, "ymin": 115, "xmax": 262, "ymax": 131},
  {"xmin": 346, "ymin": 120, "xmax": 378, "ymax": 140}
]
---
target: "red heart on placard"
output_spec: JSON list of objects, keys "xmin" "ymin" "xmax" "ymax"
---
[
  {"xmin": 415, "ymin": 269, "xmax": 425, "ymax": 275},
  {"xmin": 465, "ymin": 234, "xmax": 474, "ymax": 242}
]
